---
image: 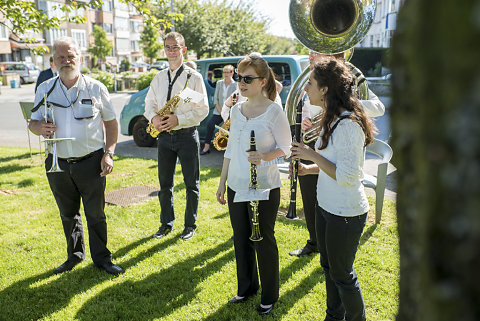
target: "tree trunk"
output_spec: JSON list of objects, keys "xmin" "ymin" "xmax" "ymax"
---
[{"xmin": 391, "ymin": 1, "xmax": 480, "ymax": 320}]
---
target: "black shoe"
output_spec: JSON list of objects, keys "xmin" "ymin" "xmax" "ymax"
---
[
  {"xmin": 153, "ymin": 225, "xmax": 172, "ymax": 238},
  {"xmin": 228, "ymin": 295, "xmax": 249, "ymax": 303},
  {"xmin": 257, "ymin": 303, "xmax": 274, "ymax": 315},
  {"xmin": 200, "ymin": 149, "xmax": 211, "ymax": 155},
  {"xmin": 289, "ymin": 246, "xmax": 317, "ymax": 257},
  {"xmin": 180, "ymin": 227, "xmax": 196, "ymax": 240},
  {"xmin": 54, "ymin": 258, "xmax": 82, "ymax": 274},
  {"xmin": 95, "ymin": 261, "xmax": 125, "ymax": 276}
]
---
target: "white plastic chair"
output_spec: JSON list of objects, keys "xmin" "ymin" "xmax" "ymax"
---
[
  {"xmin": 362, "ymin": 139, "xmax": 393, "ymax": 223},
  {"xmin": 19, "ymin": 101, "xmax": 41, "ymax": 158}
]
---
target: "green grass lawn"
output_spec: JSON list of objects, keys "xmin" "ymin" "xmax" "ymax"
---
[{"xmin": 0, "ymin": 147, "xmax": 398, "ymax": 321}]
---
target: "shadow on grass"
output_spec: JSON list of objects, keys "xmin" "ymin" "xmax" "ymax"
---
[
  {"xmin": 0, "ymin": 164, "xmax": 32, "ymax": 174},
  {"xmin": 203, "ymin": 250, "xmax": 319, "ymax": 320},
  {"xmin": 0, "ymin": 236, "xmax": 177, "ymax": 320},
  {"xmin": 74, "ymin": 240, "xmax": 234, "ymax": 321},
  {"xmin": 17, "ymin": 178, "xmax": 35, "ymax": 188},
  {"xmin": 0, "ymin": 153, "xmax": 33, "ymax": 163},
  {"xmin": 359, "ymin": 224, "xmax": 378, "ymax": 247}
]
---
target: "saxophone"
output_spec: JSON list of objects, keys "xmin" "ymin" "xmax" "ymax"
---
[
  {"xmin": 213, "ymin": 93, "xmax": 237, "ymax": 151},
  {"xmin": 146, "ymin": 72, "xmax": 192, "ymax": 138}
]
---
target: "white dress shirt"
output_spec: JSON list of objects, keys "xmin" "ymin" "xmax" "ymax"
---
[
  {"xmin": 314, "ymin": 112, "xmax": 369, "ymax": 216},
  {"xmin": 302, "ymin": 89, "xmax": 385, "ymax": 121},
  {"xmin": 31, "ymin": 75, "xmax": 116, "ymax": 158},
  {"xmin": 225, "ymin": 101, "xmax": 292, "ymax": 202},
  {"xmin": 144, "ymin": 64, "xmax": 209, "ymax": 129}
]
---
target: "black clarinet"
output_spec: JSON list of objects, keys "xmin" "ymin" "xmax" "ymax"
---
[
  {"xmin": 249, "ymin": 130, "xmax": 263, "ymax": 241},
  {"xmin": 286, "ymin": 100, "xmax": 303, "ymax": 220}
]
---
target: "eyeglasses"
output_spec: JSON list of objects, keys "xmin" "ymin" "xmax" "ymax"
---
[
  {"xmin": 235, "ymin": 75, "xmax": 263, "ymax": 84},
  {"xmin": 165, "ymin": 45, "xmax": 183, "ymax": 52}
]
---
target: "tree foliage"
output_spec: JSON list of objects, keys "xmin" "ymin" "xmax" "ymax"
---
[
  {"xmin": 140, "ymin": 24, "xmax": 163, "ymax": 62},
  {"xmin": 0, "ymin": 0, "xmax": 174, "ymax": 55},
  {"xmin": 88, "ymin": 25, "xmax": 113, "ymax": 63},
  {"xmin": 264, "ymin": 35, "xmax": 296, "ymax": 55},
  {"xmin": 155, "ymin": 0, "xmax": 270, "ymax": 59}
]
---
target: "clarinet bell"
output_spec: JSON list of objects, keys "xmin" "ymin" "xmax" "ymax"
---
[{"xmin": 286, "ymin": 206, "xmax": 299, "ymax": 220}]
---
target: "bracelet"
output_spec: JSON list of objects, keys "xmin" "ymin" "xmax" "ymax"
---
[{"xmin": 104, "ymin": 151, "xmax": 114, "ymax": 158}]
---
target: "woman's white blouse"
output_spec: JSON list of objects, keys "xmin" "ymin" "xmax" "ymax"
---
[
  {"xmin": 225, "ymin": 101, "xmax": 292, "ymax": 202},
  {"xmin": 314, "ymin": 113, "xmax": 370, "ymax": 216}
]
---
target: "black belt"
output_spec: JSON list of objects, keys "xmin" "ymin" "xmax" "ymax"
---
[
  {"xmin": 162, "ymin": 127, "xmax": 196, "ymax": 135},
  {"xmin": 58, "ymin": 149, "xmax": 102, "ymax": 164}
]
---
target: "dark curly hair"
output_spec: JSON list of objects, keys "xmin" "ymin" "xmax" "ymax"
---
[{"xmin": 312, "ymin": 57, "xmax": 376, "ymax": 150}]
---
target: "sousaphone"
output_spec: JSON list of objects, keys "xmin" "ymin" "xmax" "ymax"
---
[{"xmin": 286, "ymin": 0, "xmax": 376, "ymax": 125}]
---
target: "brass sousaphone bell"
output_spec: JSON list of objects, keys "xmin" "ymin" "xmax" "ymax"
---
[{"xmin": 286, "ymin": 0, "xmax": 376, "ymax": 125}]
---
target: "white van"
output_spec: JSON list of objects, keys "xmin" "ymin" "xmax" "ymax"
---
[{"xmin": 0, "ymin": 62, "xmax": 41, "ymax": 84}]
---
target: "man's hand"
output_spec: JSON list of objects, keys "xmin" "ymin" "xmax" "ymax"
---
[
  {"xmin": 100, "ymin": 153, "xmax": 114, "ymax": 177},
  {"xmin": 154, "ymin": 114, "xmax": 179, "ymax": 132}
]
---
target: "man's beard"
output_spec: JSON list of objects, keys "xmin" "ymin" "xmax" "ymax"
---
[{"xmin": 59, "ymin": 65, "xmax": 80, "ymax": 80}]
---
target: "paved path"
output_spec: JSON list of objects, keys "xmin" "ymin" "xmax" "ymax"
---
[{"xmin": 0, "ymin": 83, "xmax": 396, "ymax": 202}]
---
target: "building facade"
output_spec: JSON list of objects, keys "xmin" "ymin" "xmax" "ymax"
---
[
  {"xmin": 0, "ymin": 0, "xmax": 147, "ymax": 69},
  {"xmin": 358, "ymin": 0, "xmax": 405, "ymax": 49}
]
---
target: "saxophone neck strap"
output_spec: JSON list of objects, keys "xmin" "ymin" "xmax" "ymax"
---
[{"xmin": 167, "ymin": 64, "xmax": 185, "ymax": 101}]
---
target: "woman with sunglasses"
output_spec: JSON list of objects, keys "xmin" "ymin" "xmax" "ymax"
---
[
  {"xmin": 216, "ymin": 55, "xmax": 291, "ymax": 315},
  {"xmin": 291, "ymin": 57, "xmax": 376, "ymax": 321}
]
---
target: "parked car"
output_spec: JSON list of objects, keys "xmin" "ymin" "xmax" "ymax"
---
[
  {"xmin": 130, "ymin": 62, "xmax": 150, "ymax": 72},
  {"xmin": 0, "ymin": 61, "xmax": 40, "ymax": 84},
  {"xmin": 120, "ymin": 55, "xmax": 309, "ymax": 147},
  {"xmin": 148, "ymin": 60, "xmax": 169, "ymax": 71}
]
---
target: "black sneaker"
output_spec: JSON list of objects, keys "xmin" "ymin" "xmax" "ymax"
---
[
  {"xmin": 180, "ymin": 227, "xmax": 196, "ymax": 240},
  {"xmin": 289, "ymin": 246, "xmax": 317, "ymax": 257},
  {"xmin": 153, "ymin": 225, "xmax": 172, "ymax": 238}
]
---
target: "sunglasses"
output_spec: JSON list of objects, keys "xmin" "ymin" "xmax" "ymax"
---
[{"xmin": 235, "ymin": 75, "xmax": 263, "ymax": 84}]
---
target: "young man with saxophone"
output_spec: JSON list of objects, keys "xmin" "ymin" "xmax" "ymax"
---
[
  {"xmin": 28, "ymin": 37, "xmax": 123, "ymax": 276},
  {"xmin": 144, "ymin": 32, "xmax": 208, "ymax": 241}
]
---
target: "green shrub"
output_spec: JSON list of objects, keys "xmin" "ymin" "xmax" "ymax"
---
[
  {"xmin": 120, "ymin": 59, "xmax": 130, "ymax": 72},
  {"xmin": 136, "ymin": 70, "xmax": 159, "ymax": 91},
  {"xmin": 91, "ymin": 72, "xmax": 114, "ymax": 92},
  {"xmin": 81, "ymin": 67, "xmax": 90, "ymax": 74},
  {"xmin": 91, "ymin": 67, "xmax": 99, "ymax": 74}
]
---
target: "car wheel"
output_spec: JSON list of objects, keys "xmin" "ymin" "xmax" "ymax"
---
[
  {"xmin": 133, "ymin": 118, "xmax": 156, "ymax": 147},
  {"xmin": 20, "ymin": 77, "xmax": 25, "ymax": 84}
]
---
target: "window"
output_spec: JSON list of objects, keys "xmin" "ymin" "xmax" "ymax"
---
[
  {"xmin": 0, "ymin": 24, "xmax": 8, "ymax": 39},
  {"xmin": 115, "ymin": 17, "xmax": 129, "ymax": 31},
  {"xmin": 131, "ymin": 40, "xmax": 139, "ymax": 51},
  {"xmin": 71, "ymin": 29, "xmax": 87, "ymax": 50},
  {"xmin": 46, "ymin": 28, "xmax": 67, "ymax": 45},
  {"xmin": 102, "ymin": 1, "xmax": 113, "ymax": 12},
  {"xmin": 269, "ymin": 63, "xmax": 292, "ymax": 87},
  {"xmin": 116, "ymin": 38, "xmax": 130, "ymax": 52},
  {"xmin": 103, "ymin": 23, "xmax": 113, "ymax": 34}
]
